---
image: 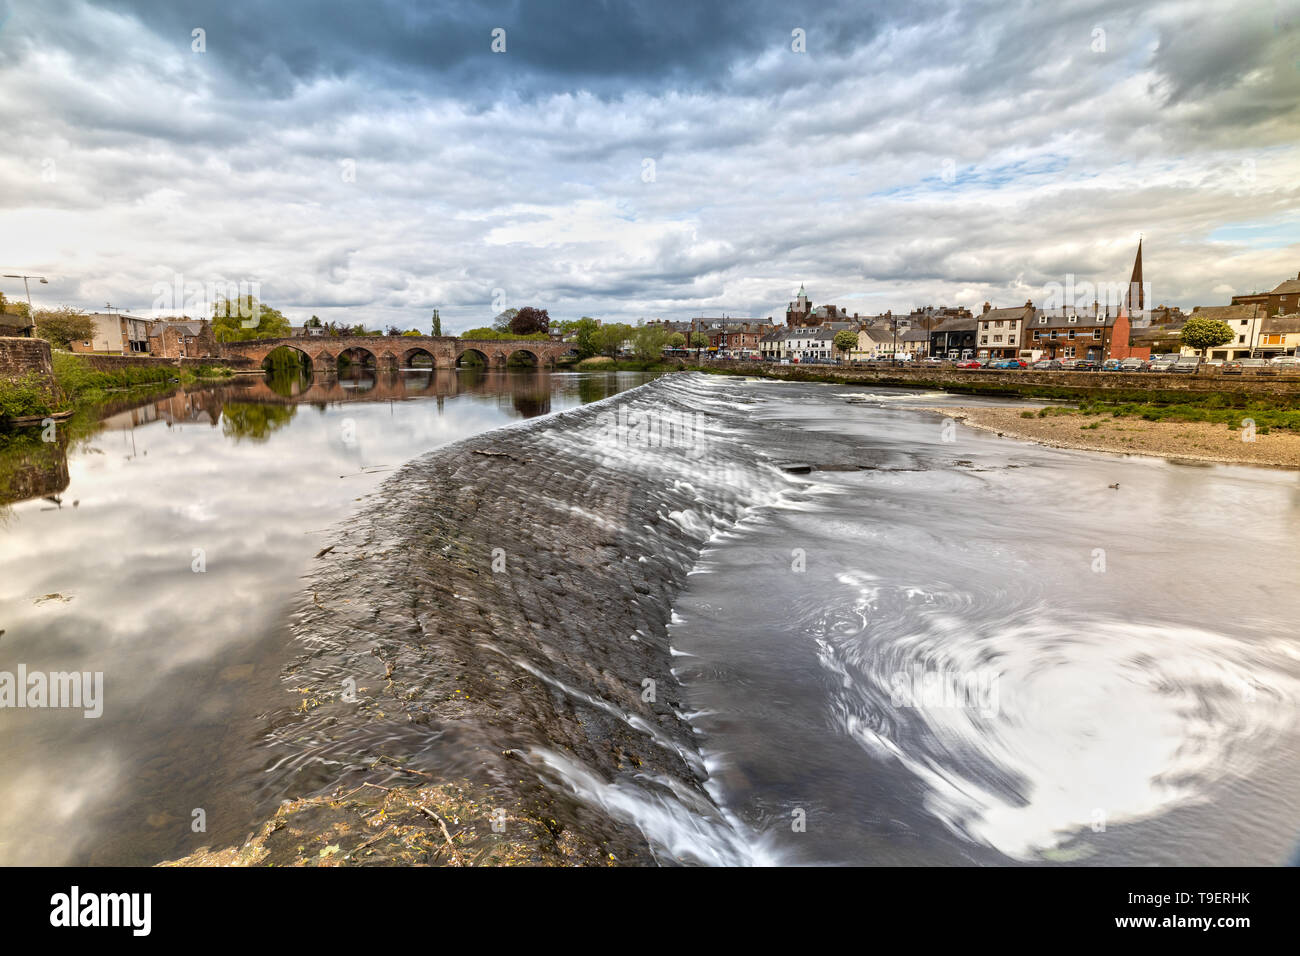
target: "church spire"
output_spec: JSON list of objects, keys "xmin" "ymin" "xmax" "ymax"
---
[{"xmin": 1125, "ymin": 237, "xmax": 1144, "ymax": 315}]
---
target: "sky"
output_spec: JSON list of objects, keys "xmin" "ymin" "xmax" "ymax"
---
[{"xmin": 0, "ymin": 0, "xmax": 1298, "ymax": 333}]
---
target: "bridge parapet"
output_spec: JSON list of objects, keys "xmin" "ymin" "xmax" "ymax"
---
[{"xmin": 219, "ymin": 336, "xmax": 572, "ymax": 370}]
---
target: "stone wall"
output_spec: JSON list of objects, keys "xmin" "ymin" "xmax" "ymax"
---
[
  {"xmin": 0, "ymin": 336, "xmax": 55, "ymax": 381},
  {"xmin": 66, "ymin": 352, "xmax": 253, "ymax": 372},
  {"xmin": 706, "ymin": 360, "xmax": 1300, "ymax": 398}
]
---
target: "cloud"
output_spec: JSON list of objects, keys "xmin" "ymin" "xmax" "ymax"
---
[{"xmin": 0, "ymin": 0, "xmax": 1296, "ymax": 331}]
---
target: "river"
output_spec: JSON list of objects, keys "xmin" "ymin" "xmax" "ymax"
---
[
  {"xmin": 2, "ymin": 369, "xmax": 1298, "ymax": 866},
  {"xmin": 0, "ymin": 367, "xmax": 652, "ymax": 865}
]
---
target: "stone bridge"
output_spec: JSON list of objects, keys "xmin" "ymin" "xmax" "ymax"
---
[{"xmin": 219, "ymin": 335, "xmax": 574, "ymax": 370}]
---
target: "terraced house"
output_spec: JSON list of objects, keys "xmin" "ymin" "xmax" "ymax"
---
[
  {"xmin": 975, "ymin": 302, "xmax": 1032, "ymax": 359},
  {"xmin": 1189, "ymin": 304, "xmax": 1264, "ymax": 361}
]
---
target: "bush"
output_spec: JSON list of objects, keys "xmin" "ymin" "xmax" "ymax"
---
[{"xmin": 0, "ymin": 372, "xmax": 62, "ymax": 419}]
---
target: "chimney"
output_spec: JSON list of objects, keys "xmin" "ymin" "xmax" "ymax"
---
[{"xmin": 982, "ymin": 302, "xmax": 991, "ymax": 315}]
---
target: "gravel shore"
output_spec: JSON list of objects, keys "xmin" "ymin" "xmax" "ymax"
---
[{"xmin": 918, "ymin": 405, "xmax": 1300, "ymax": 469}]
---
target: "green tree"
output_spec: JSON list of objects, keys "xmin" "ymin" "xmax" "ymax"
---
[
  {"xmin": 34, "ymin": 307, "xmax": 95, "ymax": 350},
  {"xmin": 1180, "ymin": 317, "xmax": 1235, "ymax": 358},
  {"xmin": 667, "ymin": 331, "xmax": 686, "ymax": 349},
  {"xmin": 305, "ymin": 315, "xmax": 323, "ymax": 328},
  {"xmin": 833, "ymin": 330, "xmax": 858, "ymax": 360},
  {"xmin": 689, "ymin": 331, "xmax": 709, "ymax": 361},
  {"xmin": 632, "ymin": 324, "xmax": 668, "ymax": 360},
  {"xmin": 491, "ymin": 308, "xmax": 518, "ymax": 332},
  {"xmin": 211, "ymin": 296, "xmax": 291, "ymax": 342},
  {"xmin": 569, "ymin": 317, "xmax": 600, "ymax": 358},
  {"xmin": 595, "ymin": 322, "xmax": 634, "ymax": 358},
  {"xmin": 431, "ymin": 309, "xmax": 442, "ymax": 336}
]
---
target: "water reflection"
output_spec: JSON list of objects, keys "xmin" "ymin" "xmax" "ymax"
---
[{"xmin": 0, "ymin": 367, "xmax": 653, "ymax": 864}]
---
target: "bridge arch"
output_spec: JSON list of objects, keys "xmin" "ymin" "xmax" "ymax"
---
[
  {"xmin": 337, "ymin": 345, "xmax": 377, "ymax": 372},
  {"xmin": 456, "ymin": 347, "xmax": 488, "ymax": 368},
  {"xmin": 403, "ymin": 346, "xmax": 436, "ymax": 368},
  {"xmin": 505, "ymin": 348, "xmax": 542, "ymax": 368},
  {"xmin": 261, "ymin": 343, "xmax": 313, "ymax": 374}
]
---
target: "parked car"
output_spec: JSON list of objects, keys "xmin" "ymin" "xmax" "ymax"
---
[
  {"xmin": 1220, "ymin": 359, "xmax": 1244, "ymax": 374},
  {"xmin": 1119, "ymin": 357, "xmax": 1147, "ymax": 372},
  {"xmin": 1032, "ymin": 359, "xmax": 1063, "ymax": 370},
  {"xmin": 1147, "ymin": 355, "xmax": 1178, "ymax": 372},
  {"xmin": 1239, "ymin": 358, "xmax": 1275, "ymax": 374},
  {"xmin": 990, "ymin": 358, "xmax": 1027, "ymax": 369},
  {"xmin": 1072, "ymin": 359, "xmax": 1101, "ymax": 371},
  {"xmin": 1101, "ymin": 359, "xmax": 1123, "ymax": 372},
  {"xmin": 1270, "ymin": 355, "xmax": 1300, "ymax": 369},
  {"xmin": 1170, "ymin": 356, "xmax": 1201, "ymax": 373},
  {"xmin": 955, "ymin": 359, "xmax": 983, "ymax": 369}
]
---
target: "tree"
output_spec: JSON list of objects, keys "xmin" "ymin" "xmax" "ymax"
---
[
  {"xmin": 431, "ymin": 309, "xmax": 442, "ymax": 336},
  {"xmin": 305, "ymin": 315, "xmax": 323, "ymax": 328},
  {"xmin": 1180, "ymin": 317, "xmax": 1235, "ymax": 358},
  {"xmin": 510, "ymin": 306, "xmax": 550, "ymax": 336},
  {"xmin": 595, "ymin": 322, "xmax": 634, "ymax": 358},
  {"xmin": 211, "ymin": 295, "xmax": 291, "ymax": 342},
  {"xmin": 667, "ymin": 331, "xmax": 686, "ymax": 349},
  {"xmin": 491, "ymin": 308, "xmax": 518, "ymax": 332},
  {"xmin": 689, "ymin": 331, "xmax": 709, "ymax": 361},
  {"xmin": 833, "ymin": 330, "xmax": 858, "ymax": 361},
  {"xmin": 34, "ymin": 307, "xmax": 95, "ymax": 350},
  {"xmin": 632, "ymin": 324, "xmax": 668, "ymax": 360}
]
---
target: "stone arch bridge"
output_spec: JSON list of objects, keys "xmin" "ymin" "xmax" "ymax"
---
[{"xmin": 220, "ymin": 336, "xmax": 574, "ymax": 370}]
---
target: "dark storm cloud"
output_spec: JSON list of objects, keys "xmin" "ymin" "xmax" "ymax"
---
[{"xmin": 62, "ymin": 0, "xmax": 905, "ymax": 98}]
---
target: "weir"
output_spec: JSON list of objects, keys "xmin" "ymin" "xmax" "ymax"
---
[{"xmin": 196, "ymin": 373, "xmax": 798, "ymax": 865}]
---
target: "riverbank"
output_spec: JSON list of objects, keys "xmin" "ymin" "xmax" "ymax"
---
[
  {"xmin": 0, "ymin": 351, "xmax": 236, "ymax": 423},
  {"xmin": 915, "ymin": 404, "xmax": 1300, "ymax": 468}
]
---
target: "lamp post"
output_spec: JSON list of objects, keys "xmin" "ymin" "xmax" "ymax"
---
[{"xmin": 3, "ymin": 273, "xmax": 48, "ymax": 333}]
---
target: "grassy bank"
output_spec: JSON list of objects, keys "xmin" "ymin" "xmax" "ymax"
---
[
  {"xmin": 1, "ymin": 353, "xmax": 236, "ymax": 424},
  {"xmin": 1025, "ymin": 397, "xmax": 1300, "ymax": 434},
  {"xmin": 51, "ymin": 352, "xmax": 234, "ymax": 401},
  {"xmin": 0, "ymin": 372, "xmax": 62, "ymax": 419},
  {"xmin": 576, "ymin": 357, "xmax": 676, "ymax": 372}
]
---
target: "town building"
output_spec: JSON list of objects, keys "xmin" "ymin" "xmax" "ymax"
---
[
  {"xmin": 70, "ymin": 311, "xmax": 154, "ymax": 354},
  {"xmin": 1255, "ymin": 315, "xmax": 1300, "ymax": 358},
  {"xmin": 785, "ymin": 327, "xmax": 837, "ymax": 362},
  {"xmin": 1230, "ymin": 271, "xmax": 1300, "ymax": 317},
  {"xmin": 709, "ymin": 322, "xmax": 766, "ymax": 358},
  {"xmin": 1186, "ymin": 304, "xmax": 1263, "ymax": 361},
  {"xmin": 975, "ymin": 302, "xmax": 1032, "ymax": 359},
  {"xmin": 929, "ymin": 314, "xmax": 978, "ymax": 359}
]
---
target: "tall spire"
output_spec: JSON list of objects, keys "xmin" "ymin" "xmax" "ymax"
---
[{"xmin": 1125, "ymin": 236, "xmax": 1144, "ymax": 314}]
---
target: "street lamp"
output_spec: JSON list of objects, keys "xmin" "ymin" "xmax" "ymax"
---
[{"xmin": 3, "ymin": 273, "xmax": 48, "ymax": 331}]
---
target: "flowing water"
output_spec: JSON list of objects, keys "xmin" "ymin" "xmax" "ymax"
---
[
  {"xmin": 2, "ymin": 369, "xmax": 1298, "ymax": 866},
  {"xmin": 0, "ymin": 367, "xmax": 651, "ymax": 865}
]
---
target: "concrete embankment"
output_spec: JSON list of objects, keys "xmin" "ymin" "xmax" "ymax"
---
[{"xmin": 168, "ymin": 373, "xmax": 792, "ymax": 866}]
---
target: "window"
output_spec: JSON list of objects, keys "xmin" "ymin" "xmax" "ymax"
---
[
  {"xmin": 1038, "ymin": 316, "xmax": 1047, "ymax": 324},
  {"xmin": 1093, "ymin": 329, "xmax": 1101, "ymax": 339},
  {"xmin": 1068, "ymin": 330, "xmax": 1076, "ymax": 339},
  {"xmin": 1068, "ymin": 316, "xmax": 1077, "ymax": 323},
  {"xmin": 1065, "ymin": 347, "xmax": 1075, "ymax": 358},
  {"xmin": 1238, "ymin": 335, "xmax": 1245, "ymax": 343}
]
